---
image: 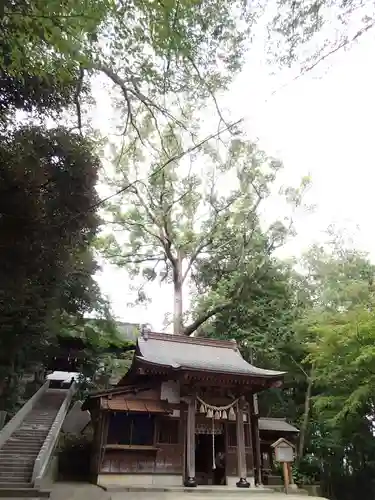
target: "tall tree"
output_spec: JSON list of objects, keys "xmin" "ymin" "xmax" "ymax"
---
[
  {"xmin": 98, "ymin": 125, "xmax": 308, "ymax": 335},
  {"xmin": 0, "ymin": 126, "xmax": 101, "ymax": 410},
  {"xmin": 0, "ymin": 1, "xmax": 108, "ymax": 411},
  {"xmin": 287, "ymin": 241, "xmax": 375, "ymax": 499}
]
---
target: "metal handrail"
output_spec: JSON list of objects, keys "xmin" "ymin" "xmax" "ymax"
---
[
  {"xmin": 32, "ymin": 381, "xmax": 77, "ymax": 487},
  {"xmin": 0, "ymin": 380, "xmax": 50, "ymax": 450}
]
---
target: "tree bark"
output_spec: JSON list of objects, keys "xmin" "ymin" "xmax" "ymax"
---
[
  {"xmin": 173, "ymin": 250, "xmax": 183, "ymax": 335},
  {"xmin": 298, "ymin": 368, "xmax": 314, "ymax": 461}
]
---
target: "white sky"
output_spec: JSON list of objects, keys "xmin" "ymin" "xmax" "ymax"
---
[{"xmin": 93, "ymin": 26, "xmax": 375, "ymax": 330}]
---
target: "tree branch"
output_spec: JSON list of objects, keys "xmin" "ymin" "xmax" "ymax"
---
[
  {"xmin": 104, "ymin": 254, "xmax": 165, "ymax": 265},
  {"xmin": 182, "ymin": 196, "xmax": 238, "ymax": 283},
  {"xmin": 119, "ymin": 219, "xmax": 165, "ymax": 246},
  {"xmin": 271, "ymin": 18, "xmax": 375, "ymax": 97},
  {"xmin": 183, "ymin": 302, "xmax": 231, "ymax": 336}
]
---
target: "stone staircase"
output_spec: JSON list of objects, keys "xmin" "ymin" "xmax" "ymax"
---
[{"xmin": 0, "ymin": 389, "xmax": 68, "ymax": 497}]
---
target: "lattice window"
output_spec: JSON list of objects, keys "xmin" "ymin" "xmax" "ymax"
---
[{"xmin": 107, "ymin": 413, "xmax": 155, "ymax": 445}]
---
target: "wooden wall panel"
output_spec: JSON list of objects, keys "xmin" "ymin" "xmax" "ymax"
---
[
  {"xmin": 101, "ymin": 450, "xmax": 156, "ymax": 473},
  {"xmin": 100, "ymin": 445, "xmax": 183, "ymax": 474},
  {"xmin": 155, "ymin": 444, "xmax": 183, "ymax": 473}
]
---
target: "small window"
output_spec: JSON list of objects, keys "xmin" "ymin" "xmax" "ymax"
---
[
  {"xmin": 107, "ymin": 413, "xmax": 155, "ymax": 445},
  {"xmin": 157, "ymin": 418, "xmax": 179, "ymax": 444}
]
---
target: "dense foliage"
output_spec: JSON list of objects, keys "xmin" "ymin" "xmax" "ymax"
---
[
  {"xmin": 0, "ymin": 1, "xmax": 106, "ymax": 412},
  {"xmin": 1, "ymin": 0, "xmax": 373, "ymax": 496}
]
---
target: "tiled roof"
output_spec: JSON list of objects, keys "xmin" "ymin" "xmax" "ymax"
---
[
  {"xmin": 136, "ymin": 332, "xmax": 285, "ymax": 378},
  {"xmin": 259, "ymin": 418, "xmax": 299, "ymax": 433}
]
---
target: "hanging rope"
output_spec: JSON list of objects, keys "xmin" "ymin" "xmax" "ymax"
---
[
  {"xmin": 212, "ymin": 416, "xmax": 216, "ymax": 470},
  {"xmin": 197, "ymin": 395, "xmax": 239, "ymax": 421}
]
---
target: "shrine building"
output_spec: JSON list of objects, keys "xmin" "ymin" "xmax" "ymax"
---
[{"xmin": 82, "ymin": 331, "xmax": 293, "ymax": 488}]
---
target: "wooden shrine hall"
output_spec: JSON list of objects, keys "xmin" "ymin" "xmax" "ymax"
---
[{"xmin": 82, "ymin": 331, "xmax": 287, "ymax": 488}]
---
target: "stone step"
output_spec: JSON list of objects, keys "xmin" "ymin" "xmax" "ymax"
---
[
  {"xmin": 3, "ymin": 439, "xmax": 43, "ymax": 443},
  {"xmin": 1, "ymin": 450, "xmax": 41, "ymax": 455},
  {"xmin": 24, "ymin": 414, "xmax": 56, "ymax": 418},
  {"xmin": 18, "ymin": 425, "xmax": 52, "ymax": 430},
  {"xmin": 0, "ymin": 476, "xmax": 31, "ymax": 484},
  {"xmin": 106, "ymin": 486, "xmax": 276, "ymax": 495},
  {"xmin": 6, "ymin": 437, "xmax": 46, "ymax": 442},
  {"xmin": 20, "ymin": 424, "xmax": 53, "ymax": 428},
  {"xmin": 0, "ymin": 476, "xmax": 31, "ymax": 483},
  {"xmin": 7, "ymin": 436, "xmax": 46, "ymax": 442},
  {"xmin": 0, "ymin": 450, "xmax": 39, "ymax": 456},
  {"xmin": 0, "ymin": 457, "xmax": 34, "ymax": 464},
  {"xmin": 0, "ymin": 463, "xmax": 33, "ymax": 471},
  {"xmin": 4, "ymin": 436, "xmax": 42, "ymax": 447},
  {"xmin": 8, "ymin": 431, "xmax": 47, "ymax": 437},
  {"xmin": 0, "ymin": 482, "xmax": 33, "ymax": 488},
  {"xmin": 0, "ymin": 468, "xmax": 31, "ymax": 476},
  {"xmin": 0, "ymin": 486, "xmax": 50, "ymax": 498},
  {"xmin": 0, "ymin": 466, "xmax": 33, "ymax": 472},
  {"xmin": 0, "ymin": 478, "xmax": 31, "ymax": 485},
  {"xmin": 25, "ymin": 412, "xmax": 57, "ymax": 416},
  {"xmin": 25, "ymin": 416, "xmax": 56, "ymax": 420},
  {"xmin": 26, "ymin": 412, "xmax": 58, "ymax": 415},
  {"xmin": 23, "ymin": 416, "xmax": 55, "ymax": 420},
  {"xmin": 2, "ymin": 444, "xmax": 42, "ymax": 451},
  {"xmin": 22, "ymin": 424, "xmax": 53, "ymax": 428},
  {"xmin": 0, "ymin": 450, "xmax": 39, "ymax": 454}
]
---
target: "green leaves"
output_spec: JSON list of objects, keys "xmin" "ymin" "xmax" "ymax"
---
[
  {"xmin": 0, "ymin": 125, "xmax": 102, "ymax": 410},
  {"xmin": 267, "ymin": 0, "xmax": 374, "ymax": 76}
]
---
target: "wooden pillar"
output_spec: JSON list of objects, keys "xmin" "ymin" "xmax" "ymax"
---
[
  {"xmin": 184, "ymin": 395, "xmax": 197, "ymax": 487},
  {"xmin": 236, "ymin": 400, "xmax": 250, "ymax": 488},
  {"xmin": 250, "ymin": 395, "xmax": 262, "ymax": 486}
]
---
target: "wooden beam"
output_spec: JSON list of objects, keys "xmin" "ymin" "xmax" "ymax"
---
[
  {"xmin": 236, "ymin": 399, "xmax": 250, "ymax": 488},
  {"xmin": 184, "ymin": 395, "xmax": 197, "ymax": 487},
  {"xmin": 250, "ymin": 396, "xmax": 262, "ymax": 486}
]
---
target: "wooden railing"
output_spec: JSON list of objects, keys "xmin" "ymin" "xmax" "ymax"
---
[
  {"xmin": 32, "ymin": 381, "xmax": 76, "ymax": 487},
  {"xmin": 0, "ymin": 380, "xmax": 50, "ymax": 450}
]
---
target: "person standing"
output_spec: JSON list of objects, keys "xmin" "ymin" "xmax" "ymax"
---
[{"xmin": 214, "ymin": 450, "xmax": 226, "ymax": 485}]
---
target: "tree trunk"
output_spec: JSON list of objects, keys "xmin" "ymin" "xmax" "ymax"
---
[
  {"xmin": 173, "ymin": 250, "xmax": 183, "ymax": 335},
  {"xmin": 298, "ymin": 368, "xmax": 314, "ymax": 461}
]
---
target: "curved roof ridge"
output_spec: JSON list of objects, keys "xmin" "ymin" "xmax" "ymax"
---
[{"xmin": 142, "ymin": 331, "xmax": 238, "ymax": 349}]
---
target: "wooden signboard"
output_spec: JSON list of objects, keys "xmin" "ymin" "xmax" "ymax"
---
[{"xmin": 271, "ymin": 438, "xmax": 295, "ymax": 494}]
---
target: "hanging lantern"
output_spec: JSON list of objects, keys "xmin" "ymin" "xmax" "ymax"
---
[
  {"xmin": 199, "ymin": 403, "xmax": 206, "ymax": 414},
  {"xmin": 228, "ymin": 407, "xmax": 236, "ymax": 421},
  {"xmin": 222, "ymin": 410, "xmax": 228, "ymax": 420},
  {"xmin": 206, "ymin": 408, "xmax": 213, "ymax": 418},
  {"xmin": 243, "ymin": 413, "xmax": 247, "ymax": 422},
  {"xmin": 214, "ymin": 410, "xmax": 221, "ymax": 420}
]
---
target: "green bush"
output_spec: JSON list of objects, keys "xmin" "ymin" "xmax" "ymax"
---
[{"xmin": 58, "ymin": 432, "xmax": 93, "ymax": 480}]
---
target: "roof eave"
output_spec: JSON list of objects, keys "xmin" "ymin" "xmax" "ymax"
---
[{"xmin": 135, "ymin": 356, "xmax": 286, "ymax": 380}]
